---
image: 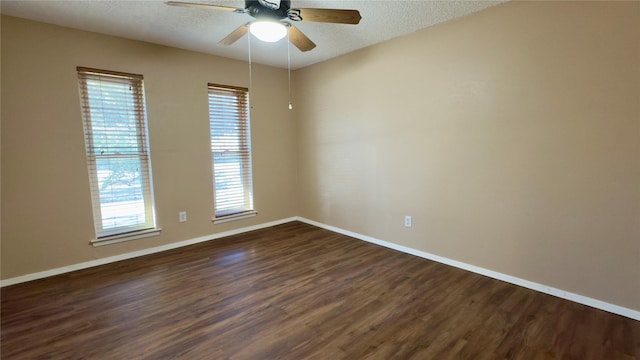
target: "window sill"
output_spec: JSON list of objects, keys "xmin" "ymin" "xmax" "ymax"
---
[
  {"xmin": 213, "ymin": 211, "xmax": 257, "ymax": 224},
  {"xmin": 91, "ymin": 228, "xmax": 162, "ymax": 247}
]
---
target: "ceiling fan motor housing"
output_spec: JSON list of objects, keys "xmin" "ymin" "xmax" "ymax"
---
[{"xmin": 246, "ymin": 0, "xmax": 291, "ymax": 20}]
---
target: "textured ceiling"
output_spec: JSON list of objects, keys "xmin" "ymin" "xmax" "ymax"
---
[{"xmin": 0, "ymin": 0, "xmax": 505, "ymax": 69}]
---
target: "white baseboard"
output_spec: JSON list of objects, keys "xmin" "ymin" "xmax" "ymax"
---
[
  {"xmin": 295, "ymin": 217, "xmax": 640, "ymax": 321},
  {"xmin": 3, "ymin": 215, "xmax": 638, "ymax": 321},
  {"xmin": 0, "ymin": 217, "xmax": 297, "ymax": 288}
]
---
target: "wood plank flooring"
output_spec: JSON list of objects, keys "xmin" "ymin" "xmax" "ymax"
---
[{"xmin": 2, "ymin": 221, "xmax": 639, "ymax": 359}]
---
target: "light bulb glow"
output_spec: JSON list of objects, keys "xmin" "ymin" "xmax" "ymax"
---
[{"xmin": 249, "ymin": 21, "xmax": 287, "ymax": 42}]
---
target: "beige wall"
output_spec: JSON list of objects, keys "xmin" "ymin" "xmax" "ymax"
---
[
  {"xmin": 2, "ymin": 1, "xmax": 639, "ymax": 312},
  {"xmin": 0, "ymin": 15, "xmax": 3, "ymax": 280},
  {"xmin": 295, "ymin": 1, "xmax": 640, "ymax": 310},
  {"xmin": 1, "ymin": 16, "xmax": 298, "ymax": 278}
]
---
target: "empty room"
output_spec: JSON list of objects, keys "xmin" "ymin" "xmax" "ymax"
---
[{"xmin": 1, "ymin": 0, "xmax": 639, "ymax": 358}]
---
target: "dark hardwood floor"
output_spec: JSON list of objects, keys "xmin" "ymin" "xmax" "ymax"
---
[{"xmin": 1, "ymin": 221, "xmax": 638, "ymax": 359}]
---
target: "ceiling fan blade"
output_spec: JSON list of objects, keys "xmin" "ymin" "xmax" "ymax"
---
[
  {"xmin": 165, "ymin": 1, "xmax": 245, "ymax": 13},
  {"xmin": 288, "ymin": 25, "xmax": 316, "ymax": 52},
  {"xmin": 218, "ymin": 24, "xmax": 249, "ymax": 46},
  {"xmin": 295, "ymin": 8, "xmax": 361, "ymax": 25}
]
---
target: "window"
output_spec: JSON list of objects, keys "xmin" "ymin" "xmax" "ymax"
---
[
  {"xmin": 208, "ymin": 84, "xmax": 255, "ymax": 222},
  {"xmin": 78, "ymin": 67, "xmax": 158, "ymax": 244}
]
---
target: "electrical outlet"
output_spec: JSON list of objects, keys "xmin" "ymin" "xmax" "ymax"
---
[
  {"xmin": 404, "ymin": 215, "xmax": 412, "ymax": 228},
  {"xmin": 179, "ymin": 211, "xmax": 187, "ymax": 222}
]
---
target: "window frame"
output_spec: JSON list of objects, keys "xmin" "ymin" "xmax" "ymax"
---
[
  {"xmin": 77, "ymin": 67, "xmax": 160, "ymax": 245},
  {"xmin": 208, "ymin": 83, "xmax": 256, "ymax": 223}
]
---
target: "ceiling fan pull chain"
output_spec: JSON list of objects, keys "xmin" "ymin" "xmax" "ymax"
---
[
  {"xmin": 248, "ymin": 29, "xmax": 253, "ymax": 109},
  {"xmin": 288, "ymin": 30, "xmax": 293, "ymax": 110}
]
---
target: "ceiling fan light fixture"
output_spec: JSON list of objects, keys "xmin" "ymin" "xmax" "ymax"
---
[{"xmin": 249, "ymin": 21, "xmax": 287, "ymax": 42}]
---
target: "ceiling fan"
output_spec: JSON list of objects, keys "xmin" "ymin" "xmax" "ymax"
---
[{"xmin": 166, "ymin": 0, "xmax": 362, "ymax": 52}]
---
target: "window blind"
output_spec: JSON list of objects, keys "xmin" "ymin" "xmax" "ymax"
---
[
  {"xmin": 78, "ymin": 67, "xmax": 156, "ymax": 238},
  {"xmin": 208, "ymin": 84, "xmax": 254, "ymax": 218}
]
